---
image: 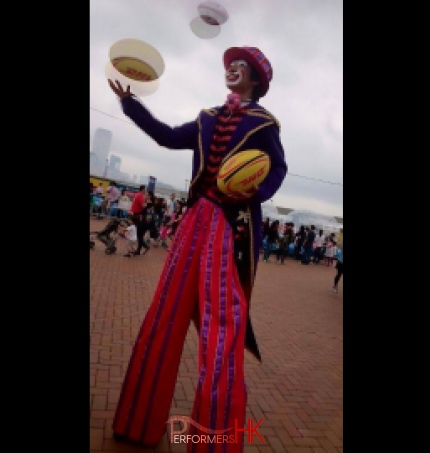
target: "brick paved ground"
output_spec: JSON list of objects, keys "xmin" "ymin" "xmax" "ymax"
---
[{"xmin": 90, "ymin": 217, "xmax": 343, "ymax": 453}]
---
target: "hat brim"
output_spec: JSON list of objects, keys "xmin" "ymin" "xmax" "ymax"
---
[{"xmin": 223, "ymin": 47, "xmax": 270, "ymax": 97}]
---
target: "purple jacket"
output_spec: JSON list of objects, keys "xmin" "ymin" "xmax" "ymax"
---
[{"xmin": 121, "ymin": 96, "xmax": 287, "ymax": 360}]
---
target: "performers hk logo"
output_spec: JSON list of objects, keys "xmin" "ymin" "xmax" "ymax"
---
[{"xmin": 166, "ymin": 416, "xmax": 264, "ymax": 445}]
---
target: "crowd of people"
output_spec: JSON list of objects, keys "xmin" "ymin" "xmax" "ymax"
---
[
  {"xmin": 261, "ymin": 218, "xmax": 343, "ymax": 266},
  {"xmin": 261, "ymin": 218, "xmax": 344, "ymax": 293},
  {"xmin": 90, "ymin": 182, "xmax": 188, "ymax": 255},
  {"xmin": 90, "ymin": 182, "xmax": 343, "ymax": 270}
]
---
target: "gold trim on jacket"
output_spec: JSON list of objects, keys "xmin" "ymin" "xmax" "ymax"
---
[{"xmin": 189, "ymin": 115, "xmax": 205, "ymax": 200}]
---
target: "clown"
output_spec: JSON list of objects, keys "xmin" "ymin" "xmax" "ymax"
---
[{"xmin": 108, "ymin": 46, "xmax": 287, "ymax": 453}]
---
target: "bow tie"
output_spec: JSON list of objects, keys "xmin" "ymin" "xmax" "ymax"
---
[{"xmin": 225, "ymin": 93, "xmax": 242, "ymax": 112}]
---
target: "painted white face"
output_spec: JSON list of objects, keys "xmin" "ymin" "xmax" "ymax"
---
[{"xmin": 225, "ymin": 59, "xmax": 249, "ymax": 86}]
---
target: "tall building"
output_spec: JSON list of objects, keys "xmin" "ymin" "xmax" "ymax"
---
[
  {"xmin": 90, "ymin": 151, "xmax": 102, "ymax": 176},
  {"xmin": 89, "ymin": 152, "xmax": 98, "ymax": 167},
  {"xmin": 92, "ymin": 128, "xmax": 112, "ymax": 168},
  {"xmin": 109, "ymin": 154, "xmax": 122, "ymax": 172}
]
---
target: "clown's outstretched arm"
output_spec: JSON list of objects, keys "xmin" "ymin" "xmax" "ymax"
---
[
  {"xmin": 120, "ymin": 96, "xmax": 198, "ymax": 150},
  {"xmin": 109, "ymin": 80, "xmax": 198, "ymax": 150}
]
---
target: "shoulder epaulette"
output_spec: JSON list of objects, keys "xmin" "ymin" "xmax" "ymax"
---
[
  {"xmin": 200, "ymin": 108, "xmax": 219, "ymax": 116},
  {"xmin": 247, "ymin": 108, "xmax": 281, "ymax": 129}
]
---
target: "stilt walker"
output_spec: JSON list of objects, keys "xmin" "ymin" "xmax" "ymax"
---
[{"xmin": 108, "ymin": 46, "xmax": 287, "ymax": 452}]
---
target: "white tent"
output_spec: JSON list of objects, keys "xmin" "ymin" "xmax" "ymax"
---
[{"xmin": 282, "ymin": 209, "xmax": 342, "ymax": 234}]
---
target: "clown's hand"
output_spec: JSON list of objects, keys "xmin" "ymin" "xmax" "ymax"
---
[
  {"xmin": 108, "ymin": 79, "xmax": 133, "ymax": 99},
  {"xmin": 224, "ymin": 185, "xmax": 259, "ymax": 203}
]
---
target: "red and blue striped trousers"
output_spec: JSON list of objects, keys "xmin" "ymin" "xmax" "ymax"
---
[{"xmin": 113, "ymin": 196, "xmax": 247, "ymax": 452}]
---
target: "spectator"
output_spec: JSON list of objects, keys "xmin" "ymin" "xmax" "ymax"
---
[
  {"xmin": 261, "ymin": 217, "xmax": 271, "ymax": 253},
  {"xmin": 117, "ymin": 190, "xmax": 131, "ymax": 219},
  {"xmin": 302, "ymin": 224, "xmax": 316, "ymax": 265},
  {"xmin": 263, "ymin": 220, "xmax": 279, "ymax": 262},
  {"xmin": 275, "ymin": 233, "xmax": 288, "ymax": 264},
  {"xmin": 130, "ymin": 185, "xmax": 146, "ymax": 216},
  {"xmin": 333, "ymin": 239, "xmax": 343, "ymax": 292},
  {"xmin": 135, "ymin": 191, "xmax": 156, "ymax": 253},
  {"xmin": 153, "ymin": 197, "xmax": 164, "ymax": 230},
  {"xmin": 129, "ymin": 185, "xmax": 149, "ymax": 256},
  {"xmin": 107, "ymin": 182, "xmax": 121, "ymax": 216},
  {"xmin": 325, "ymin": 233, "xmax": 336, "ymax": 266},
  {"xmin": 262, "ymin": 217, "xmax": 270, "ymax": 239},
  {"xmin": 121, "ymin": 215, "xmax": 139, "ymax": 258},
  {"xmin": 158, "ymin": 217, "xmax": 170, "ymax": 249},
  {"xmin": 313, "ymin": 229, "xmax": 325, "ymax": 264},
  {"xmin": 284, "ymin": 222, "xmax": 295, "ymax": 258},
  {"xmin": 294, "ymin": 225, "xmax": 306, "ymax": 260},
  {"xmin": 164, "ymin": 193, "xmax": 176, "ymax": 224}
]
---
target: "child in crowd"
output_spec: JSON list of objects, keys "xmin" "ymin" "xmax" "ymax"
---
[
  {"xmin": 325, "ymin": 233, "xmax": 336, "ymax": 266},
  {"xmin": 158, "ymin": 218, "xmax": 170, "ymax": 249},
  {"xmin": 121, "ymin": 215, "xmax": 139, "ymax": 257}
]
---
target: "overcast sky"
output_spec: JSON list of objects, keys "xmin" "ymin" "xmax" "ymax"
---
[{"xmin": 90, "ymin": 0, "xmax": 343, "ymax": 217}]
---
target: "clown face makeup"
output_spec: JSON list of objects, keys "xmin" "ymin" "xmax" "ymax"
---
[
  {"xmin": 225, "ymin": 58, "xmax": 259, "ymax": 100},
  {"xmin": 225, "ymin": 59, "xmax": 249, "ymax": 86}
]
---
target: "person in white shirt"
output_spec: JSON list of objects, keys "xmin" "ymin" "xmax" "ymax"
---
[
  {"xmin": 117, "ymin": 190, "xmax": 131, "ymax": 219},
  {"xmin": 313, "ymin": 229, "xmax": 325, "ymax": 264},
  {"xmin": 121, "ymin": 215, "xmax": 139, "ymax": 257},
  {"xmin": 164, "ymin": 193, "xmax": 176, "ymax": 223}
]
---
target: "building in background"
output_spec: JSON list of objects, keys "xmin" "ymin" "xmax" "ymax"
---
[
  {"xmin": 93, "ymin": 128, "xmax": 112, "ymax": 162},
  {"xmin": 90, "ymin": 128, "xmax": 112, "ymax": 176},
  {"xmin": 106, "ymin": 154, "xmax": 122, "ymax": 179},
  {"xmin": 89, "ymin": 152, "xmax": 99, "ymax": 169}
]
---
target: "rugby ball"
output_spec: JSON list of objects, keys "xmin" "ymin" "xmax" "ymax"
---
[{"xmin": 217, "ymin": 150, "xmax": 270, "ymax": 195}]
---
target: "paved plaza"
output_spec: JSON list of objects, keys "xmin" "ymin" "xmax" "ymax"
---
[{"xmin": 90, "ymin": 217, "xmax": 343, "ymax": 453}]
